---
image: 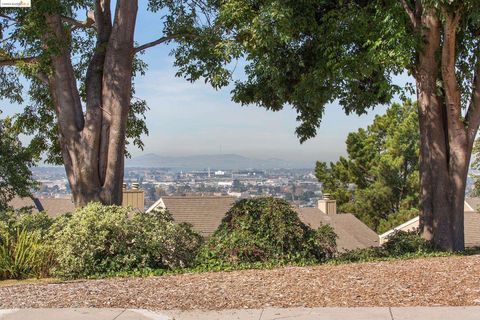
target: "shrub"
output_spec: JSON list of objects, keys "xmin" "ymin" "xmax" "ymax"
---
[
  {"xmin": 0, "ymin": 209, "xmax": 53, "ymax": 239},
  {"xmin": 196, "ymin": 197, "xmax": 337, "ymax": 266},
  {"xmin": 0, "ymin": 209, "xmax": 55, "ymax": 279},
  {"xmin": 0, "ymin": 229, "xmax": 53, "ymax": 279},
  {"xmin": 383, "ymin": 230, "xmax": 433, "ymax": 256},
  {"xmin": 335, "ymin": 230, "xmax": 435, "ymax": 263},
  {"xmin": 52, "ymin": 203, "xmax": 202, "ymax": 278},
  {"xmin": 334, "ymin": 247, "xmax": 387, "ymax": 263},
  {"xmin": 307, "ymin": 224, "xmax": 338, "ymax": 261}
]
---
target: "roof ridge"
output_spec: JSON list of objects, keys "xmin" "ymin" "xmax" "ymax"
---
[{"xmin": 163, "ymin": 196, "xmax": 236, "ymax": 199}]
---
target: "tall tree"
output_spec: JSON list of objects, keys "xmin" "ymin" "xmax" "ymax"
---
[
  {"xmin": 0, "ymin": 0, "xmax": 222, "ymax": 206},
  {"xmin": 316, "ymin": 101, "xmax": 420, "ymax": 233},
  {"xmin": 0, "ymin": 117, "xmax": 38, "ymax": 210},
  {"xmin": 174, "ymin": 0, "xmax": 480, "ymax": 250}
]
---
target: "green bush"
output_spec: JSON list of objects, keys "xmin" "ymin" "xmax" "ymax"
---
[
  {"xmin": 383, "ymin": 230, "xmax": 433, "ymax": 256},
  {"xmin": 334, "ymin": 246, "xmax": 387, "ymax": 263},
  {"xmin": 0, "ymin": 209, "xmax": 55, "ymax": 279},
  {"xmin": 196, "ymin": 197, "xmax": 337, "ymax": 266},
  {"xmin": 0, "ymin": 228, "xmax": 53, "ymax": 279},
  {"xmin": 52, "ymin": 203, "xmax": 202, "ymax": 278},
  {"xmin": 335, "ymin": 230, "xmax": 434, "ymax": 263},
  {"xmin": 0, "ymin": 209, "xmax": 53, "ymax": 239}
]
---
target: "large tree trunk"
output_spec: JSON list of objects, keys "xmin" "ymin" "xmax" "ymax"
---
[
  {"xmin": 415, "ymin": 9, "xmax": 476, "ymax": 251},
  {"xmin": 45, "ymin": 0, "xmax": 138, "ymax": 207}
]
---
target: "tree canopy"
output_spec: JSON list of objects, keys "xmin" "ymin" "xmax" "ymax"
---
[
  {"xmin": 316, "ymin": 101, "xmax": 420, "ymax": 233},
  {"xmin": 173, "ymin": 0, "xmax": 480, "ymax": 250},
  {"xmin": 0, "ymin": 0, "xmax": 228, "ymax": 205},
  {"xmin": 0, "ymin": 116, "xmax": 37, "ymax": 210},
  {"xmin": 174, "ymin": 0, "xmax": 480, "ymax": 140},
  {"xmin": 0, "ymin": 0, "xmax": 222, "ymax": 163}
]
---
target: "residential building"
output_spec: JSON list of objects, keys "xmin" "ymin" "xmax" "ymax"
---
[
  {"xmin": 146, "ymin": 195, "xmax": 379, "ymax": 251},
  {"xmin": 8, "ymin": 196, "xmax": 75, "ymax": 217},
  {"xmin": 379, "ymin": 197, "xmax": 480, "ymax": 247}
]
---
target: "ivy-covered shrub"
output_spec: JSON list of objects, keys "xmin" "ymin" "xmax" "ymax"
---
[
  {"xmin": 52, "ymin": 203, "xmax": 202, "ymax": 278},
  {"xmin": 0, "ymin": 210, "xmax": 55, "ymax": 279},
  {"xmin": 335, "ymin": 230, "xmax": 434, "ymax": 263},
  {"xmin": 334, "ymin": 246, "xmax": 387, "ymax": 263},
  {"xmin": 383, "ymin": 230, "xmax": 433, "ymax": 256},
  {"xmin": 197, "ymin": 197, "xmax": 337, "ymax": 266}
]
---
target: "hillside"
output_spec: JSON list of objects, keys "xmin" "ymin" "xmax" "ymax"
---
[
  {"xmin": 125, "ymin": 153, "xmax": 311, "ymax": 169},
  {"xmin": 1, "ymin": 255, "xmax": 479, "ymax": 310}
]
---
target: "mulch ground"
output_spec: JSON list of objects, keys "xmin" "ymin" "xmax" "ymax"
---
[{"xmin": 1, "ymin": 255, "xmax": 480, "ymax": 310}]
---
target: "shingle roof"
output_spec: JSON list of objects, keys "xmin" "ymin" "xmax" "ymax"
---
[
  {"xmin": 161, "ymin": 196, "xmax": 237, "ymax": 237},
  {"xmin": 8, "ymin": 197, "xmax": 37, "ymax": 211},
  {"xmin": 465, "ymin": 198, "xmax": 480, "ymax": 213},
  {"xmin": 8, "ymin": 196, "xmax": 75, "ymax": 217},
  {"xmin": 158, "ymin": 196, "xmax": 379, "ymax": 251},
  {"xmin": 296, "ymin": 208, "xmax": 379, "ymax": 252},
  {"xmin": 465, "ymin": 212, "xmax": 480, "ymax": 248}
]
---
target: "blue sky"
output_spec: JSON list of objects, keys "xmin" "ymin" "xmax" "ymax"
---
[{"xmin": 1, "ymin": 2, "xmax": 415, "ymax": 167}]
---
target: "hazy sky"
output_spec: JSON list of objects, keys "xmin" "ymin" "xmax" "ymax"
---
[{"xmin": 1, "ymin": 3, "xmax": 415, "ymax": 166}]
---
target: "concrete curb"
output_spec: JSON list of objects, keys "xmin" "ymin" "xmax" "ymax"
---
[{"xmin": 1, "ymin": 307, "xmax": 480, "ymax": 320}]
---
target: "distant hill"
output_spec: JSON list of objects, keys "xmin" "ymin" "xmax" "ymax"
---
[{"xmin": 125, "ymin": 153, "xmax": 312, "ymax": 169}]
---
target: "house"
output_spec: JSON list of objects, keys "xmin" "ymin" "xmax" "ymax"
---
[
  {"xmin": 464, "ymin": 197, "xmax": 480, "ymax": 213},
  {"xmin": 8, "ymin": 196, "xmax": 75, "ymax": 217},
  {"xmin": 379, "ymin": 197, "xmax": 480, "ymax": 247},
  {"xmin": 8, "ymin": 185, "xmax": 145, "ymax": 217},
  {"xmin": 146, "ymin": 196, "xmax": 237, "ymax": 237},
  {"xmin": 146, "ymin": 195, "xmax": 379, "ymax": 251}
]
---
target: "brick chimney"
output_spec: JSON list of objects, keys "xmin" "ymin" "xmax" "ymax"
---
[{"xmin": 318, "ymin": 193, "xmax": 337, "ymax": 214}]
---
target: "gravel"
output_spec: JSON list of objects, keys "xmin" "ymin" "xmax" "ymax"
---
[{"xmin": 1, "ymin": 255, "xmax": 480, "ymax": 310}]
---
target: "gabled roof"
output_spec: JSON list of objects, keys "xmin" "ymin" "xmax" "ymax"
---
[
  {"xmin": 465, "ymin": 197, "xmax": 480, "ymax": 213},
  {"xmin": 379, "ymin": 212, "xmax": 480, "ymax": 248},
  {"xmin": 8, "ymin": 196, "xmax": 75, "ymax": 217},
  {"xmin": 296, "ymin": 208, "xmax": 379, "ymax": 251},
  {"xmin": 153, "ymin": 196, "xmax": 237, "ymax": 237},
  {"xmin": 379, "ymin": 216, "xmax": 420, "ymax": 240},
  {"xmin": 150, "ymin": 196, "xmax": 379, "ymax": 251}
]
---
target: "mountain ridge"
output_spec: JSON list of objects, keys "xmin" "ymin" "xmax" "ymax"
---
[{"xmin": 126, "ymin": 153, "xmax": 312, "ymax": 169}]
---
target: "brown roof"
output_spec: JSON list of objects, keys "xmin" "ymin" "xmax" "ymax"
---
[
  {"xmin": 8, "ymin": 197, "xmax": 37, "ymax": 211},
  {"xmin": 161, "ymin": 196, "xmax": 237, "ymax": 237},
  {"xmin": 159, "ymin": 196, "xmax": 378, "ymax": 251},
  {"xmin": 465, "ymin": 212, "xmax": 480, "ymax": 247},
  {"xmin": 8, "ymin": 196, "xmax": 75, "ymax": 217},
  {"xmin": 296, "ymin": 208, "xmax": 379, "ymax": 252},
  {"xmin": 465, "ymin": 198, "xmax": 480, "ymax": 213}
]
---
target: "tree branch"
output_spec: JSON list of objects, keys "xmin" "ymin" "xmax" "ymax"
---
[
  {"xmin": 133, "ymin": 35, "xmax": 177, "ymax": 53},
  {"xmin": 466, "ymin": 58, "xmax": 480, "ymax": 142},
  {"xmin": 441, "ymin": 9, "xmax": 463, "ymax": 132},
  {"xmin": 400, "ymin": 0, "xmax": 419, "ymax": 28},
  {"xmin": 61, "ymin": 11, "xmax": 96, "ymax": 30},
  {"xmin": 0, "ymin": 56, "xmax": 37, "ymax": 67}
]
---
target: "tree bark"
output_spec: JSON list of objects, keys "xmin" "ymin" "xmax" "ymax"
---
[
  {"xmin": 45, "ymin": 0, "xmax": 138, "ymax": 207},
  {"xmin": 415, "ymin": 8, "xmax": 477, "ymax": 251}
]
